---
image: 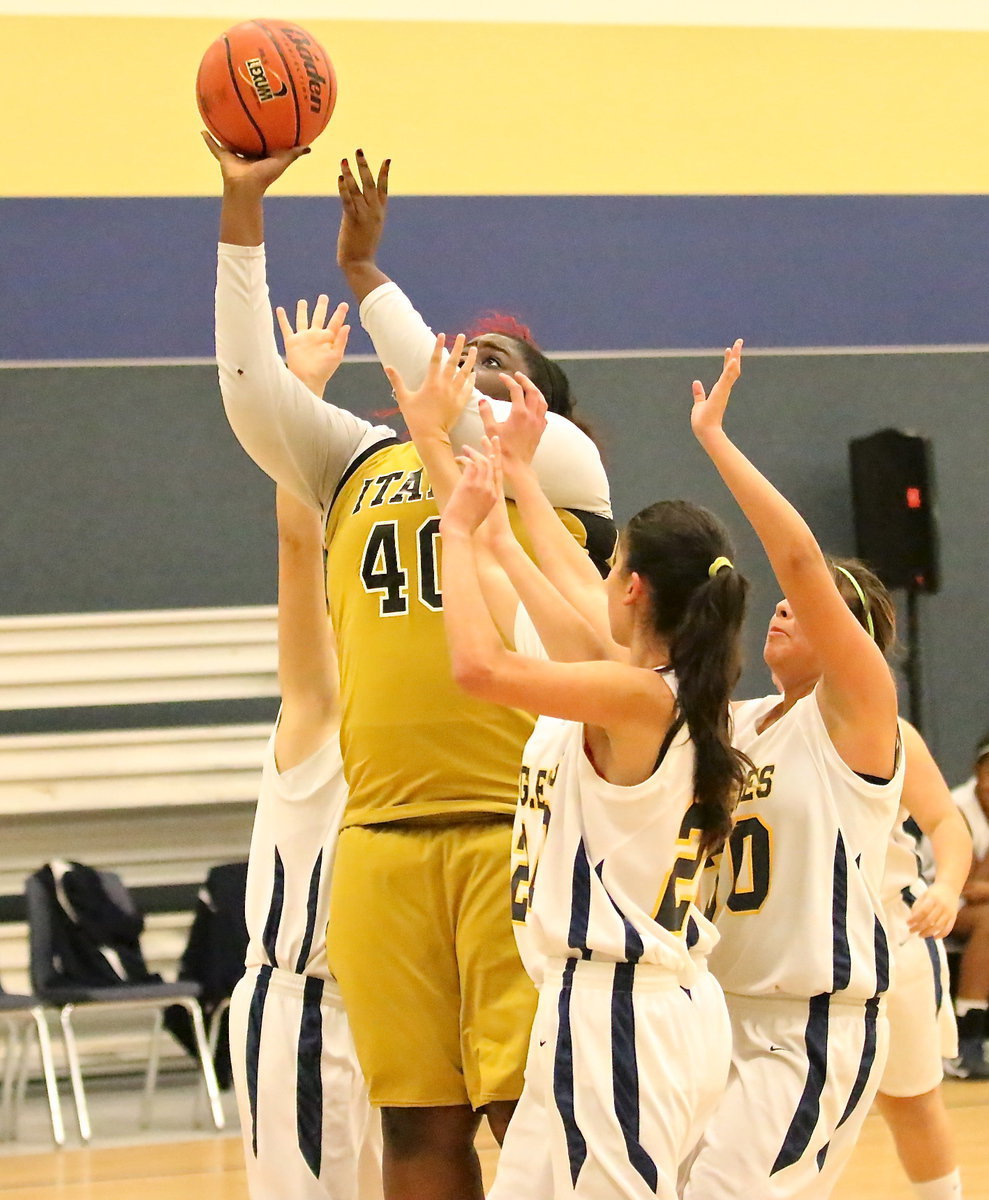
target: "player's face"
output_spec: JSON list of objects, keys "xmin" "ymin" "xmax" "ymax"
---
[
  {"xmin": 762, "ymin": 598, "xmax": 823, "ymax": 687},
  {"xmin": 463, "ymin": 334, "xmax": 530, "ymax": 403}
]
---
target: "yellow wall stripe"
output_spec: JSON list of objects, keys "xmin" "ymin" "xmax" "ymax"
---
[
  {"xmin": 6, "ymin": 16, "xmax": 989, "ymax": 197},
  {"xmin": 9, "ymin": 0, "xmax": 989, "ymax": 30}
]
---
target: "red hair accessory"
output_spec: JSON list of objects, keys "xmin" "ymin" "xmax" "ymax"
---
[{"xmin": 462, "ymin": 311, "xmax": 540, "ymax": 349}]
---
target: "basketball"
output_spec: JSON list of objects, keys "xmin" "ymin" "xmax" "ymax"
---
[{"xmin": 196, "ymin": 20, "xmax": 336, "ymax": 158}]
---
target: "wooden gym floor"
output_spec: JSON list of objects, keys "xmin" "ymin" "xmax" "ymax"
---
[{"xmin": 0, "ymin": 1081, "xmax": 986, "ymax": 1199}]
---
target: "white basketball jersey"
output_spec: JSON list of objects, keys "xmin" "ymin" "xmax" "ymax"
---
[
  {"xmin": 881, "ymin": 801, "xmax": 930, "ymax": 950},
  {"xmin": 953, "ymin": 778, "xmax": 989, "ymax": 861},
  {"xmin": 882, "ymin": 805, "xmax": 926, "ymax": 904},
  {"xmin": 708, "ymin": 691, "xmax": 903, "ymax": 1001},
  {"xmin": 881, "ymin": 721, "xmax": 929, "ymax": 907},
  {"xmin": 511, "ymin": 675, "xmax": 718, "ymax": 989},
  {"xmin": 243, "ymin": 727, "xmax": 346, "ymax": 982}
]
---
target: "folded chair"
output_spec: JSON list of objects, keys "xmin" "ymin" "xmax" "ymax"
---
[
  {"xmin": 0, "ymin": 978, "xmax": 64, "ymax": 1145},
  {"xmin": 25, "ymin": 865, "xmax": 224, "ymax": 1141}
]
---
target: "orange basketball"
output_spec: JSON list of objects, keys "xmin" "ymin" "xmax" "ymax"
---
[{"xmin": 196, "ymin": 19, "xmax": 337, "ymax": 157}]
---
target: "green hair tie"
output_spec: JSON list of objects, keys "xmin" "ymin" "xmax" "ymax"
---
[
  {"xmin": 834, "ymin": 565, "xmax": 875, "ymax": 640},
  {"xmin": 708, "ymin": 556, "xmax": 733, "ymax": 578}
]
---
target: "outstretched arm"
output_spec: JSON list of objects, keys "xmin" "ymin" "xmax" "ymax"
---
[
  {"xmin": 276, "ymin": 294, "xmax": 350, "ymax": 399},
  {"xmin": 272, "ymin": 486, "xmax": 339, "ymax": 772},
  {"xmin": 481, "ymin": 374, "xmax": 619, "ymax": 654},
  {"xmin": 337, "ymin": 150, "xmax": 392, "ymax": 304},
  {"xmin": 440, "ymin": 449, "xmax": 672, "ymax": 732},
  {"xmin": 469, "ymin": 437, "xmax": 609, "ymax": 664},
  {"xmin": 205, "ymin": 134, "xmax": 393, "ymax": 510},
  {"xmin": 389, "ymin": 346, "xmax": 609, "ymax": 660},
  {"xmin": 384, "ymin": 334, "xmax": 520, "ymax": 644},
  {"xmin": 898, "ymin": 721, "xmax": 972, "ymax": 938},
  {"xmin": 340, "ymin": 151, "xmax": 612, "ymax": 516},
  {"xmin": 692, "ymin": 341, "xmax": 898, "ymax": 778},
  {"xmin": 384, "ymin": 332, "xmax": 477, "ymax": 510},
  {"xmin": 206, "ymin": 133, "xmax": 311, "ymax": 247},
  {"xmin": 485, "ymin": 497, "xmax": 614, "ymax": 664}
]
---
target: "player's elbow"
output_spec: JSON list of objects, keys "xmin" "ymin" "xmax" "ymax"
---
[
  {"xmin": 451, "ymin": 653, "xmax": 499, "ymax": 701},
  {"xmin": 784, "ymin": 537, "xmax": 821, "ymax": 575},
  {"xmin": 277, "ymin": 521, "xmax": 322, "ymax": 555},
  {"xmin": 219, "ymin": 379, "xmax": 262, "ymax": 437}
]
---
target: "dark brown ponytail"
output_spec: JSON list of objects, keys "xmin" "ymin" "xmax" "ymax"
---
[{"xmin": 624, "ymin": 500, "xmax": 750, "ymax": 855}]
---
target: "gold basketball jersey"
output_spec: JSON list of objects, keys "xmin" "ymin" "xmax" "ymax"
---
[{"xmin": 325, "ymin": 439, "xmax": 613, "ymax": 827}]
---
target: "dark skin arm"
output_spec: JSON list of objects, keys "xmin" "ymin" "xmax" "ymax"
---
[
  {"xmin": 201, "ymin": 131, "xmax": 309, "ymax": 246},
  {"xmin": 337, "ymin": 150, "xmax": 392, "ymax": 303},
  {"xmin": 963, "ymin": 850, "xmax": 989, "ymax": 903}
]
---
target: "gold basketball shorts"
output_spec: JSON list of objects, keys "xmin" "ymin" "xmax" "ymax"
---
[{"xmin": 327, "ymin": 818, "xmax": 536, "ymax": 1109}]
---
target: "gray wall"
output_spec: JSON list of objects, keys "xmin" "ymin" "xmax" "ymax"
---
[{"xmin": 1, "ymin": 351, "xmax": 986, "ymax": 780}]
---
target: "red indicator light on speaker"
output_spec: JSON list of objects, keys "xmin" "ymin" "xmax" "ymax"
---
[{"xmin": 906, "ymin": 487, "xmax": 922, "ymax": 509}]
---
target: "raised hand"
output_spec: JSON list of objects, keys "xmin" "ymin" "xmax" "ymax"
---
[
  {"xmin": 385, "ymin": 333, "xmax": 477, "ymax": 442},
  {"xmin": 442, "ymin": 440, "xmax": 503, "ymax": 538},
  {"xmin": 478, "ymin": 372, "xmax": 548, "ymax": 480},
  {"xmin": 276, "ymin": 295, "xmax": 350, "ymax": 397},
  {"xmin": 690, "ymin": 338, "xmax": 743, "ymax": 443},
  {"xmin": 201, "ymin": 130, "xmax": 309, "ymax": 193},
  {"xmin": 337, "ymin": 149, "xmax": 390, "ymax": 270}
]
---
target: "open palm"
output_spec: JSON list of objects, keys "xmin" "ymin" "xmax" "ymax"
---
[{"xmin": 691, "ymin": 339, "xmax": 743, "ymax": 440}]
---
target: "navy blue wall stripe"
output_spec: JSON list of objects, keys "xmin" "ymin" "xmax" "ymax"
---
[
  {"xmin": 4, "ymin": 196, "xmax": 989, "ymax": 360},
  {"xmin": 297, "ymin": 975, "xmax": 325, "ymax": 1179},
  {"xmin": 0, "ymin": 882, "xmax": 198, "ymax": 925},
  {"xmin": 553, "ymin": 959, "xmax": 587, "ymax": 1187},
  {"xmin": 831, "ymin": 832, "xmax": 851, "ymax": 993},
  {"xmin": 772, "ymin": 993, "xmax": 831, "ymax": 1176},
  {"xmin": 0, "ymin": 697, "xmax": 279, "ymax": 737},
  {"xmin": 246, "ymin": 963, "xmax": 272, "ymax": 1156},
  {"xmin": 261, "ymin": 848, "xmax": 285, "ymax": 969},
  {"xmin": 611, "ymin": 962, "xmax": 658, "ymax": 1192},
  {"xmin": 294, "ymin": 851, "xmax": 324, "ymax": 975}
]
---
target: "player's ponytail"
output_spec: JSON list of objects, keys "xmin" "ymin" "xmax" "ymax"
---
[{"xmin": 624, "ymin": 501, "xmax": 750, "ymax": 856}]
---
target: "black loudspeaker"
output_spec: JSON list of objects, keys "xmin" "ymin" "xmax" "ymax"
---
[{"xmin": 848, "ymin": 428, "xmax": 939, "ymax": 593}]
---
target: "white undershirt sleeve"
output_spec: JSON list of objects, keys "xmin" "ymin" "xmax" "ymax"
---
[
  {"xmin": 360, "ymin": 281, "xmax": 612, "ymax": 517},
  {"xmin": 358, "ymin": 281, "xmax": 436, "ymax": 391},
  {"xmin": 216, "ymin": 244, "xmax": 395, "ymax": 512}
]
